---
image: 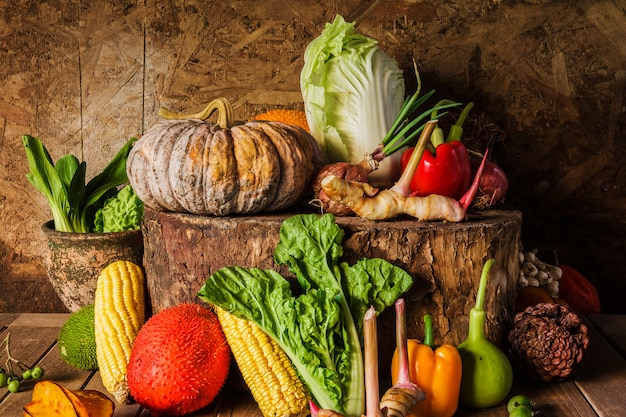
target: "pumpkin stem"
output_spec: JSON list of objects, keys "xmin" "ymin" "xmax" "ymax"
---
[{"xmin": 158, "ymin": 98, "xmax": 234, "ymax": 128}]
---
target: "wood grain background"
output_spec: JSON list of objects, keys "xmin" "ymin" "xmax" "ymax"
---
[{"xmin": 1, "ymin": 0, "xmax": 625, "ymax": 313}]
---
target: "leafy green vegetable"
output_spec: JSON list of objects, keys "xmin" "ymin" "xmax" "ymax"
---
[
  {"xmin": 93, "ymin": 185, "xmax": 144, "ymax": 233},
  {"xmin": 300, "ymin": 15, "xmax": 405, "ymax": 168},
  {"xmin": 197, "ymin": 213, "xmax": 413, "ymax": 417},
  {"xmin": 22, "ymin": 135, "xmax": 137, "ymax": 233}
]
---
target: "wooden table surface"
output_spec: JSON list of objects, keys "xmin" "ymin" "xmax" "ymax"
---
[{"xmin": 1, "ymin": 313, "xmax": 625, "ymax": 417}]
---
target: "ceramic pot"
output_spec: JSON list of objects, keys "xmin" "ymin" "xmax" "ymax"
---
[{"xmin": 41, "ymin": 221, "xmax": 144, "ymax": 312}]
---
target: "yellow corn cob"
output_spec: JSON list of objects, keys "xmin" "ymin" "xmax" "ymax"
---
[
  {"xmin": 94, "ymin": 260, "xmax": 145, "ymax": 405},
  {"xmin": 215, "ymin": 307, "xmax": 309, "ymax": 417}
]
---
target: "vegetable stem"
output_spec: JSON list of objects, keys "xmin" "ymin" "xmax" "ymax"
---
[
  {"xmin": 380, "ymin": 97, "xmax": 459, "ymax": 156},
  {"xmin": 475, "ymin": 258, "xmax": 494, "ymax": 312},
  {"xmin": 363, "ymin": 306, "xmax": 382, "ymax": 417},
  {"xmin": 447, "ymin": 102, "xmax": 474, "ymax": 142},
  {"xmin": 379, "ymin": 299, "xmax": 425, "ymax": 417},
  {"xmin": 390, "ymin": 120, "xmax": 438, "ymax": 196},
  {"xmin": 394, "ymin": 299, "xmax": 411, "ymax": 385},
  {"xmin": 467, "ymin": 259, "xmax": 494, "ymax": 343},
  {"xmin": 422, "ymin": 315, "xmax": 435, "ymax": 349},
  {"xmin": 458, "ymin": 148, "xmax": 489, "ymax": 211},
  {"xmin": 378, "ymin": 60, "xmax": 461, "ymax": 158},
  {"xmin": 159, "ymin": 97, "xmax": 235, "ymax": 129}
]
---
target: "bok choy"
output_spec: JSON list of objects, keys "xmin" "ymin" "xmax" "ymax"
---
[{"xmin": 22, "ymin": 135, "xmax": 137, "ymax": 233}]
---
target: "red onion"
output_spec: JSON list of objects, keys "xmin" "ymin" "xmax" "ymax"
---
[{"xmin": 470, "ymin": 158, "xmax": 508, "ymax": 208}]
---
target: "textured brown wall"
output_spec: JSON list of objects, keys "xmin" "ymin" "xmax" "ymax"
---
[{"xmin": 1, "ymin": 0, "xmax": 625, "ymax": 313}]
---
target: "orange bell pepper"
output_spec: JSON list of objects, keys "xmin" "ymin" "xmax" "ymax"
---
[{"xmin": 391, "ymin": 314, "xmax": 462, "ymax": 417}]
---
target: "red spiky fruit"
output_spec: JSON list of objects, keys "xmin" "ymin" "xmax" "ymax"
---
[
  {"xmin": 127, "ymin": 303, "xmax": 231, "ymax": 416},
  {"xmin": 558, "ymin": 265, "xmax": 601, "ymax": 315}
]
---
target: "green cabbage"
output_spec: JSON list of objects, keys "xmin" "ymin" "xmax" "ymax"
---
[
  {"xmin": 300, "ymin": 15, "xmax": 405, "ymax": 182},
  {"xmin": 93, "ymin": 185, "xmax": 143, "ymax": 233}
]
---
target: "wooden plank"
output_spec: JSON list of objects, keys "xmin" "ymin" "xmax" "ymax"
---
[
  {"xmin": 218, "ymin": 389, "xmax": 262, "ymax": 417},
  {"xmin": 0, "ymin": 314, "xmax": 19, "ymax": 329},
  {"xmin": 83, "ymin": 372, "xmax": 146, "ymax": 417},
  {"xmin": 82, "ymin": 377, "xmax": 260, "ymax": 416},
  {"xmin": 588, "ymin": 314, "xmax": 626, "ymax": 356},
  {"xmin": 77, "ymin": 1, "xmax": 145, "ymax": 176},
  {"xmin": 454, "ymin": 377, "xmax": 598, "ymax": 417},
  {"xmin": 574, "ymin": 317, "xmax": 626, "ymax": 416},
  {"xmin": 2, "ymin": 314, "xmax": 624, "ymax": 416},
  {"xmin": 9, "ymin": 313, "xmax": 69, "ymax": 327},
  {"xmin": 0, "ymin": 318, "xmax": 92, "ymax": 415}
]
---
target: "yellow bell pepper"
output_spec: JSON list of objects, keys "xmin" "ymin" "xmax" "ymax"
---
[{"xmin": 391, "ymin": 315, "xmax": 462, "ymax": 417}]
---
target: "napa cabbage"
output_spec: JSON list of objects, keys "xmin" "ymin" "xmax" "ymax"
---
[{"xmin": 300, "ymin": 15, "xmax": 405, "ymax": 184}]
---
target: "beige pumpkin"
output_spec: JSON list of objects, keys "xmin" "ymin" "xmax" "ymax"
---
[{"xmin": 127, "ymin": 98, "xmax": 323, "ymax": 215}]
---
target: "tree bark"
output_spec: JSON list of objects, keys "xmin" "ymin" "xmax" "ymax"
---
[{"xmin": 142, "ymin": 207, "xmax": 522, "ymax": 376}]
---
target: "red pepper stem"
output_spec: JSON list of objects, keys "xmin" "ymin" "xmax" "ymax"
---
[
  {"xmin": 391, "ymin": 120, "xmax": 438, "ymax": 196},
  {"xmin": 430, "ymin": 126, "xmax": 445, "ymax": 148},
  {"xmin": 447, "ymin": 102, "xmax": 474, "ymax": 142},
  {"xmin": 422, "ymin": 314, "xmax": 435, "ymax": 349}
]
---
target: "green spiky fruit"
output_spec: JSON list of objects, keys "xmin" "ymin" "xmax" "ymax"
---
[{"xmin": 58, "ymin": 304, "xmax": 99, "ymax": 370}]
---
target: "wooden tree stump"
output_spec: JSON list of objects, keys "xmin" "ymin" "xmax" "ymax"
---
[{"xmin": 142, "ymin": 207, "xmax": 522, "ymax": 376}]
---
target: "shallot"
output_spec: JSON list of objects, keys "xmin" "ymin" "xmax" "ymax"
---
[{"xmin": 471, "ymin": 157, "xmax": 508, "ymax": 209}]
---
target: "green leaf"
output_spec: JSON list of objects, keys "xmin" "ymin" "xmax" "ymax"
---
[
  {"xmin": 274, "ymin": 213, "xmax": 345, "ymax": 292},
  {"xmin": 198, "ymin": 266, "xmax": 347, "ymax": 412},
  {"xmin": 55, "ymin": 155, "xmax": 80, "ymax": 189},
  {"xmin": 93, "ymin": 185, "xmax": 144, "ymax": 233},
  {"xmin": 22, "ymin": 135, "xmax": 73, "ymax": 232},
  {"xmin": 84, "ymin": 137, "xmax": 137, "ymax": 210},
  {"xmin": 340, "ymin": 258, "xmax": 413, "ymax": 336}
]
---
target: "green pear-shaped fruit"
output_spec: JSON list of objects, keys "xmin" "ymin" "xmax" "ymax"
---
[{"xmin": 458, "ymin": 259, "xmax": 513, "ymax": 408}]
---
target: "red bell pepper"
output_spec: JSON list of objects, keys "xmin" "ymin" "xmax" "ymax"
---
[{"xmin": 400, "ymin": 102, "xmax": 473, "ymax": 200}]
